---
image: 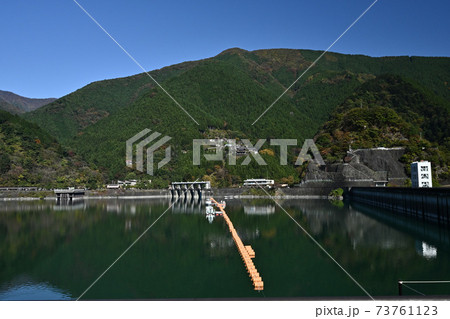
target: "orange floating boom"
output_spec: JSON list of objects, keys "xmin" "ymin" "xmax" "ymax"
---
[{"xmin": 210, "ymin": 197, "xmax": 264, "ymax": 291}]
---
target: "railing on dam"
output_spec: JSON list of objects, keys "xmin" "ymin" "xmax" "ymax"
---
[{"xmin": 346, "ymin": 187, "xmax": 450, "ymax": 227}]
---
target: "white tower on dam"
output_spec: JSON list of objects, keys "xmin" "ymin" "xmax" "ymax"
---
[{"xmin": 411, "ymin": 161, "xmax": 432, "ymax": 188}]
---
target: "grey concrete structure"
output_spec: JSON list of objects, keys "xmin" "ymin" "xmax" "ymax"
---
[
  {"xmin": 169, "ymin": 181, "xmax": 212, "ymax": 199},
  {"xmin": 347, "ymin": 187, "xmax": 450, "ymax": 227},
  {"xmin": 54, "ymin": 188, "xmax": 85, "ymax": 201}
]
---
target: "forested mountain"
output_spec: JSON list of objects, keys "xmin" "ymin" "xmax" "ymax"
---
[
  {"xmin": 24, "ymin": 48, "xmax": 450, "ymax": 141},
  {"xmin": 0, "ymin": 90, "xmax": 56, "ymax": 114},
  {"xmin": 0, "ymin": 110, "xmax": 103, "ymax": 188},
  {"xmin": 16, "ymin": 48, "xmax": 450, "ymax": 186},
  {"xmin": 0, "ymin": 100, "xmax": 17, "ymax": 115}
]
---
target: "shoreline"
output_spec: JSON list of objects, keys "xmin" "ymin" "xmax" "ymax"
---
[
  {"xmin": 0, "ymin": 194, "xmax": 329, "ymax": 201},
  {"xmin": 0, "ymin": 187, "xmax": 334, "ymax": 201}
]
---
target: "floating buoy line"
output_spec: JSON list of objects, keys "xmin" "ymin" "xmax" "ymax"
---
[{"xmin": 209, "ymin": 197, "xmax": 264, "ymax": 291}]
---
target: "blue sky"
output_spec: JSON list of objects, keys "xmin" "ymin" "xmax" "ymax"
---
[{"xmin": 0, "ymin": 0, "xmax": 449, "ymax": 98}]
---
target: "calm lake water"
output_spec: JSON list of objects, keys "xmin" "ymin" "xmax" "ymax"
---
[{"xmin": 0, "ymin": 197, "xmax": 449, "ymax": 300}]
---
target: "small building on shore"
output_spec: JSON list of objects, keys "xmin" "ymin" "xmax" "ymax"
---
[
  {"xmin": 243, "ymin": 179, "xmax": 274, "ymax": 188},
  {"xmin": 106, "ymin": 180, "xmax": 141, "ymax": 189}
]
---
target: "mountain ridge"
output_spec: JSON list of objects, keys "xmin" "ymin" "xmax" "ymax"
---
[
  {"xmin": 23, "ymin": 49, "xmax": 450, "ymax": 143},
  {"xmin": 0, "ymin": 90, "xmax": 56, "ymax": 114}
]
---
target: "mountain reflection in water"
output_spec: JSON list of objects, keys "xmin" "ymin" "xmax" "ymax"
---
[{"xmin": 0, "ymin": 198, "xmax": 449, "ymax": 299}]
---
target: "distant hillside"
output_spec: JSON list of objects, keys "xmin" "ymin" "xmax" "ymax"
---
[
  {"xmin": 0, "ymin": 100, "xmax": 17, "ymax": 115},
  {"xmin": 0, "ymin": 90, "xmax": 56, "ymax": 114},
  {"xmin": 22, "ymin": 48, "xmax": 450, "ymax": 185},
  {"xmin": 0, "ymin": 110, "xmax": 103, "ymax": 188}
]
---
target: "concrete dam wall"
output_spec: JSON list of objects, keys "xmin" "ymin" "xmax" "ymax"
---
[{"xmin": 347, "ymin": 187, "xmax": 450, "ymax": 227}]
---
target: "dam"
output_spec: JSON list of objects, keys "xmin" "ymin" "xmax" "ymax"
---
[{"xmin": 347, "ymin": 187, "xmax": 450, "ymax": 227}]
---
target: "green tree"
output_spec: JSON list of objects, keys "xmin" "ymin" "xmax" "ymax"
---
[{"xmin": 0, "ymin": 153, "xmax": 11, "ymax": 174}]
